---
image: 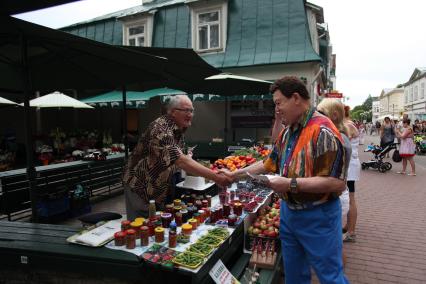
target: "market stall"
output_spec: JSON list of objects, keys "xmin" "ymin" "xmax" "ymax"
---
[{"xmin": 0, "ymin": 178, "xmax": 282, "ymax": 283}]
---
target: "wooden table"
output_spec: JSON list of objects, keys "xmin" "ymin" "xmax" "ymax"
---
[{"xmin": 0, "ymin": 220, "xmax": 244, "ymax": 283}]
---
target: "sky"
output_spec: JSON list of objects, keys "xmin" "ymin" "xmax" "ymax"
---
[{"xmin": 14, "ymin": 0, "xmax": 426, "ymax": 108}]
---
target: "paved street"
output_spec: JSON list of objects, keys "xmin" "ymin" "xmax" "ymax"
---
[{"xmin": 342, "ymin": 134, "xmax": 426, "ymax": 283}]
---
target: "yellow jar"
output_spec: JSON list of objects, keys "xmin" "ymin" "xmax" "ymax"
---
[
  {"xmin": 181, "ymin": 223, "xmax": 193, "ymax": 236},
  {"xmin": 154, "ymin": 227, "xmax": 165, "ymax": 243}
]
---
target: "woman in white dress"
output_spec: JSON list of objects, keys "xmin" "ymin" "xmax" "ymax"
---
[{"xmin": 343, "ymin": 106, "xmax": 361, "ymax": 242}]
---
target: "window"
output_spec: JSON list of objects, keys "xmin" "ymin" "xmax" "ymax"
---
[
  {"xmin": 409, "ymin": 87, "xmax": 413, "ymax": 102},
  {"xmin": 421, "ymin": 82, "xmax": 425, "ymax": 99},
  {"xmin": 128, "ymin": 25, "xmax": 145, "ymax": 46},
  {"xmin": 414, "ymin": 85, "xmax": 418, "ymax": 101},
  {"xmin": 123, "ymin": 16, "xmax": 153, "ymax": 47},
  {"xmin": 197, "ymin": 11, "xmax": 220, "ymax": 50},
  {"xmin": 191, "ymin": 2, "xmax": 227, "ymax": 53},
  {"xmin": 404, "ymin": 89, "xmax": 408, "ymax": 103}
]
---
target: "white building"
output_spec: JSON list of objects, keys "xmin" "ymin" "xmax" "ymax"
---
[
  {"xmin": 372, "ymin": 97, "xmax": 380, "ymax": 123},
  {"xmin": 403, "ymin": 67, "xmax": 426, "ymax": 121},
  {"xmin": 379, "ymin": 88, "xmax": 404, "ymax": 121}
]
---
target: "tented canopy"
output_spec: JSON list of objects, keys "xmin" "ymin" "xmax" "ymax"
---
[
  {"xmin": 27, "ymin": 91, "xmax": 93, "ymax": 108},
  {"xmin": 0, "ymin": 96, "xmax": 17, "ymax": 105}
]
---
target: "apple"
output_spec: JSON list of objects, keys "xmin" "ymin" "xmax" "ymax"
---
[
  {"xmin": 253, "ymin": 222, "xmax": 261, "ymax": 229},
  {"xmin": 248, "ymin": 226, "xmax": 254, "ymax": 235},
  {"xmin": 274, "ymin": 221, "xmax": 280, "ymax": 228},
  {"xmin": 252, "ymin": 228, "xmax": 261, "ymax": 235},
  {"xmin": 260, "ymin": 223, "xmax": 268, "ymax": 231}
]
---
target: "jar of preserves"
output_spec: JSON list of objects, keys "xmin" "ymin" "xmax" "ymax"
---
[
  {"xmin": 130, "ymin": 221, "xmax": 142, "ymax": 236},
  {"xmin": 161, "ymin": 213, "xmax": 172, "ymax": 228},
  {"xmin": 202, "ymin": 207, "xmax": 210, "ymax": 219},
  {"xmin": 180, "ymin": 209, "xmax": 189, "ymax": 223},
  {"xmin": 202, "ymin": 199, "xmax": 209, "ymax": 208},
  {"xmin": 134, "ymin": 217, "xmax": 145, "ymax": 224},
  {"xmin": 165, "ymin": 204, "xmax": 174, "ymax": 214},
  {"xmin": 173, "ymin": 206, "xmax": 182, "ymax": 218},
  {"xmin": 121, "ymin": 220, "xmax": 131, "ymax": 231},
  {"xmin": 125, "ymin": 229, "xmax": 136, "ymax": 249},
  {"xmin": 181, "ymin": 223, "xmax": 193, "ymax": 236},
  {"xmin": 175, "ymin": 212, "xmax": 183, "ymax": 226},
  {"xmin": 195, "ymin": 200, "xmax": 203, "ymax": 210},
  {"xmin": 173, "ymin": 199, "xmax": 182, "ymax": 207},
  {"xmin": 188, "ymin": 218, "xmax": 198, "ymax": 230},
  {"xmin": 210, "ymin": 208, "xmax": 217, "ymax": 223},
  {"xmin": 148, "ymin": 200, "xmax": 156, "ymax": 219},
  {"xmin": 154, "ymin": 227, "xmax": 165, "ymax": 243},
  {"xmin": 228, "ymin": 214, "xmax": 237, "ymax": 226},
  {"xmin": 233, "ymin": 202, "xmax": 243, "ymax": 216},
  {"xmin": 197, "ymin": 210, "xmax": 205, "ymax": 223},
  {"xmin": 140, "ymin": 226, "xmax": 149, "ymax": 246},
  {"xmin": 147, "ymin": 220, "xmax": 155, "ymax": 237},
  {"xmin": 223, "ymin": 203, "xmax": 231, "ymax": 217},
  {"xmin": 206, "ymin": 195, "xmax": 212, "ymax": 207},
  {"xmin": 230, "ymin": 189, "xmax": 236, "ymax": 201},
  {"xmin": 168, "ymin": 230, "xmax": 177, "ymax": 248},
  {"xmin": 114, "ymin": 231, "xmax": 127, "ymax": 246}
]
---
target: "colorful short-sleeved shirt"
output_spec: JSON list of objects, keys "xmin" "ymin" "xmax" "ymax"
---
[
  {"xmin": 122, "ymin": 115, "xmax": 184, "ymax": 207},
  {"xmin": 264, "ymin": 108, "xmax": 346, "ymax": 203}
]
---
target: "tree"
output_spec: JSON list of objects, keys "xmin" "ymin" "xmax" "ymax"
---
[{"xmin": 350, "ymin": 95, "xmax": 373, "ymax": 122}]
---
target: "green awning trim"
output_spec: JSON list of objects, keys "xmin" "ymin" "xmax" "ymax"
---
[
  {"xmin": 81, "ymin": 88, "xmax": 272, "ymax": 109},
  {"xmin": 81, "ymin": 88, "xmax": 186, "ymax": 108}
]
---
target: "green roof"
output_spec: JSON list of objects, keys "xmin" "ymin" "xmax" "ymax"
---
[{"xmin": 62, "ymin": 0, "xmax": 321, "ymax": 69}]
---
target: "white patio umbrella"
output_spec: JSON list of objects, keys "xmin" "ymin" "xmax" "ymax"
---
[
  {"xmin": 26, "ymin": 91, "xmax": 94, "ymax": 109},
  {"xmin": 0, "ymin": 96, "xmax": 18, "ymax": 105},
  {"xmin": 205, "ymin": 73, "xmax": 272, "ymax": 84}
]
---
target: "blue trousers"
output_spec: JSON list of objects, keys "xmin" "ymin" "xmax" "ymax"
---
[{"xmin": 280, "ymin": 199, "xmax": 349, "ymax": 284}]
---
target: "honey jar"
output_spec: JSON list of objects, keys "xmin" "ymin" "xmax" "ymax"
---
[
  {"xmin": 188, "ymin": 218, "xmax": 198, "ymax": 230},
  {"xmin": 181, "ymin": 223, "xmax": 193, "ymax": 236}
]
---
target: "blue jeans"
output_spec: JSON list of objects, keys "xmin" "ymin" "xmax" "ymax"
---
[{"xmin": 280, "ymin": 199, "xmax": 349, "ymax": 284}]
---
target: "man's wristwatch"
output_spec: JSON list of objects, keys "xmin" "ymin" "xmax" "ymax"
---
[{"xmin": 289, "ymin": 177, "xmax": 298, "ymax": 194}]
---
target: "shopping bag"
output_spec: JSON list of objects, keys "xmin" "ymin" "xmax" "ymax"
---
[{"xmin": 392, "ymin": 150, "xmax": 402, "ymax": 162}]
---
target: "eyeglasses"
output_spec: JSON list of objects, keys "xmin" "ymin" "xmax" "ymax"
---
[{"xmin": 174, "ymin": 108, "xmax": 195, "ymax": 114}]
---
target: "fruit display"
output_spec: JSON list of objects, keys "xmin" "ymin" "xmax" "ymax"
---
[
  {"xmin": 211, "ymin": 155, "xmax": 256, "ymax": 172},
  {"xmin": 247, "ymin": 201, "xmax": 281, "ymax": 239}
]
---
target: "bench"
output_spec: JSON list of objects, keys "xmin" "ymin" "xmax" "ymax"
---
[{"xmin": 0, "ymin": 155, "xmax": 125, "ymax": 221}]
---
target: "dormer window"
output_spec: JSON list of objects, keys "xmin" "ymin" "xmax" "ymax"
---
[
  {"xmin": 190, "ymin": 1, "xmax": 227, "ymax": 53},
  {"xmin": 128, "ymin": 24, "xmax": 145, "ymax": 46},
  {"xmin": 197, "ymin": 11, "xmax": 220, "ymax": 50},
  {"xmin": 123, "ymin": 15, "xmax": 154, "ymax": 47}
]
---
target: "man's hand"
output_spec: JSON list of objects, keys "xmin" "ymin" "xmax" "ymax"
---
[
  {"xmin": 268, "ymin": 176, "xmax": 290, "ymax": 194},
  {"xmin": 214, "ymin": 172, "xmax": 234, "ymax": 187}
]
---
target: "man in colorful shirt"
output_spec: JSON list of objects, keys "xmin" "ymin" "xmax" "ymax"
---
[
  {"xmin": 123, "ymin": 95, "xmax": 231, "ymax": 220},
  {"xmin": 226, "ymin": 77, "xmax": 348, "ymax": 283}
]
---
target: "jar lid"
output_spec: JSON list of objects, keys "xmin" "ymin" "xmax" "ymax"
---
[
  {"xmin": 135, "ymin": 217, "xmax": 145, "ymax": 223},
  {"xmin": 130, "ymin": 221, "xmax": 143, "ymax": 227},
  {"xmin": 155, "ymin": 227, "xmax": 165, "ymax": 233},
  {"xmin": 180, "ymin": 209, "xmax": 188, "ymax": 213},
  {"xmin": 174, "ymin": 199, "xmax": 181, "ymax": 203},
  {"xmin": 140, "ymin": 226, "xmax": 149, "ymax": 231},
  {"xmin": 121, "ymin": 220, "xmax": 131, "ymax": 224},
  {"xmin": 198, "ymin": 210, "xmax": 205, "ymax": 214},
  {"xmin": 114, "ymin": 231, "xmax": 127, "ymax": 237},
  {"xmin": 188, "ymin": 218, "xmax": 197, "ymax": 223},
  {"xmin": 174, "ymin": 206, "xmax": 182, "ymax": 210},
  {"xmin": 161, "ymin": 212, "xmax": 172, "ymax": 218},
  {"xmin": 126, "ymin": 229, "xmax": 136, "ymax": 235},
  {"xmin": 182, "ymin": 224, "xmax": 192, "ymax": 230},
  {"xmin": 229, "ymin": 214, "xmax": 237, "ymax": 219},
  {"xmin": 165, "ymin": 204, "xmax": 173, "ymax": 208}
]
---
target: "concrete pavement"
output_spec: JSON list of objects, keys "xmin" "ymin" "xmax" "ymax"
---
[{"xmin": 343, "ymin": 134, "xmax": 426, "ymax": 283}]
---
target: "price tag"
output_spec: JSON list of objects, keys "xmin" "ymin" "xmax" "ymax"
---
[{"xmin": 209, "ymin": 259, "xmax": 240, "ymax": 284}]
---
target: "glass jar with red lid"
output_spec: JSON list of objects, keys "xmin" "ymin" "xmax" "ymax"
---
[
  {"xmin": 114, "ymin": 231, "xmax": 127, "ymax": 246},
  {"xmin": 140, "ymin": 226, "xmax": 149, "ymax": 246},
  {"xmin": 223, "ymin": 203, "xmax": 231, "ymax": 217},
  {"xmin": 121, "ymin": 220, "xmax": 131, "ymax": 231},
  {"xmin": 125, "ymin": 229, "xmax": 136, "ymax": 249}
]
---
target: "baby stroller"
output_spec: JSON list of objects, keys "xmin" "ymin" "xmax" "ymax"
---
[{"xmin": 362, "ymin": 142, "xmax": 398, "ymax": 173}]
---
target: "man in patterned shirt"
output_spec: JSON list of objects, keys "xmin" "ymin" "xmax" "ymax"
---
[
  {"xmin": 224, "ymin": 77, "xmax": 349, "ymax": 283},
  {"xmin": 123, "ymin": 95, "xmax": 231, "ymax": 220}
]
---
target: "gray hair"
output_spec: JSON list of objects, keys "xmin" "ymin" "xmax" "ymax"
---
[{"xmin": 166, "ymin": 95, "xmax": 191, "ymax": 114}]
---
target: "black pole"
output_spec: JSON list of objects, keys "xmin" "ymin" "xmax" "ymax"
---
[
  {"xmin": 122, "ymin": 87, "xmax": 129, "ymax": 159},
  {"xmin": 21, "ymin": 35, "xmax": 38, "ymax": 222}
]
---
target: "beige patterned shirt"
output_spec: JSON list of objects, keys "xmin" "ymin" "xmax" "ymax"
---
[{"xmin": 122, "ymin": 115, "xmax": 184, "ymax": 209}]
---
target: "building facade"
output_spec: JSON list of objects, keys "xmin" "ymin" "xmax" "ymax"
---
[
  {"xmin": 60, "ymin": 0, "xmax": 333, "ymax": 142},
  {"xmin": 372, "ymin": 96, "xmax": 380, "ymax": 123},
  {"xmin": 379, "ymin": 88, "xmax": 404, "ymax": 121},
  {"xmin": 403, "ymin": 67, "xmax": 426, "ymax": 121}
]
